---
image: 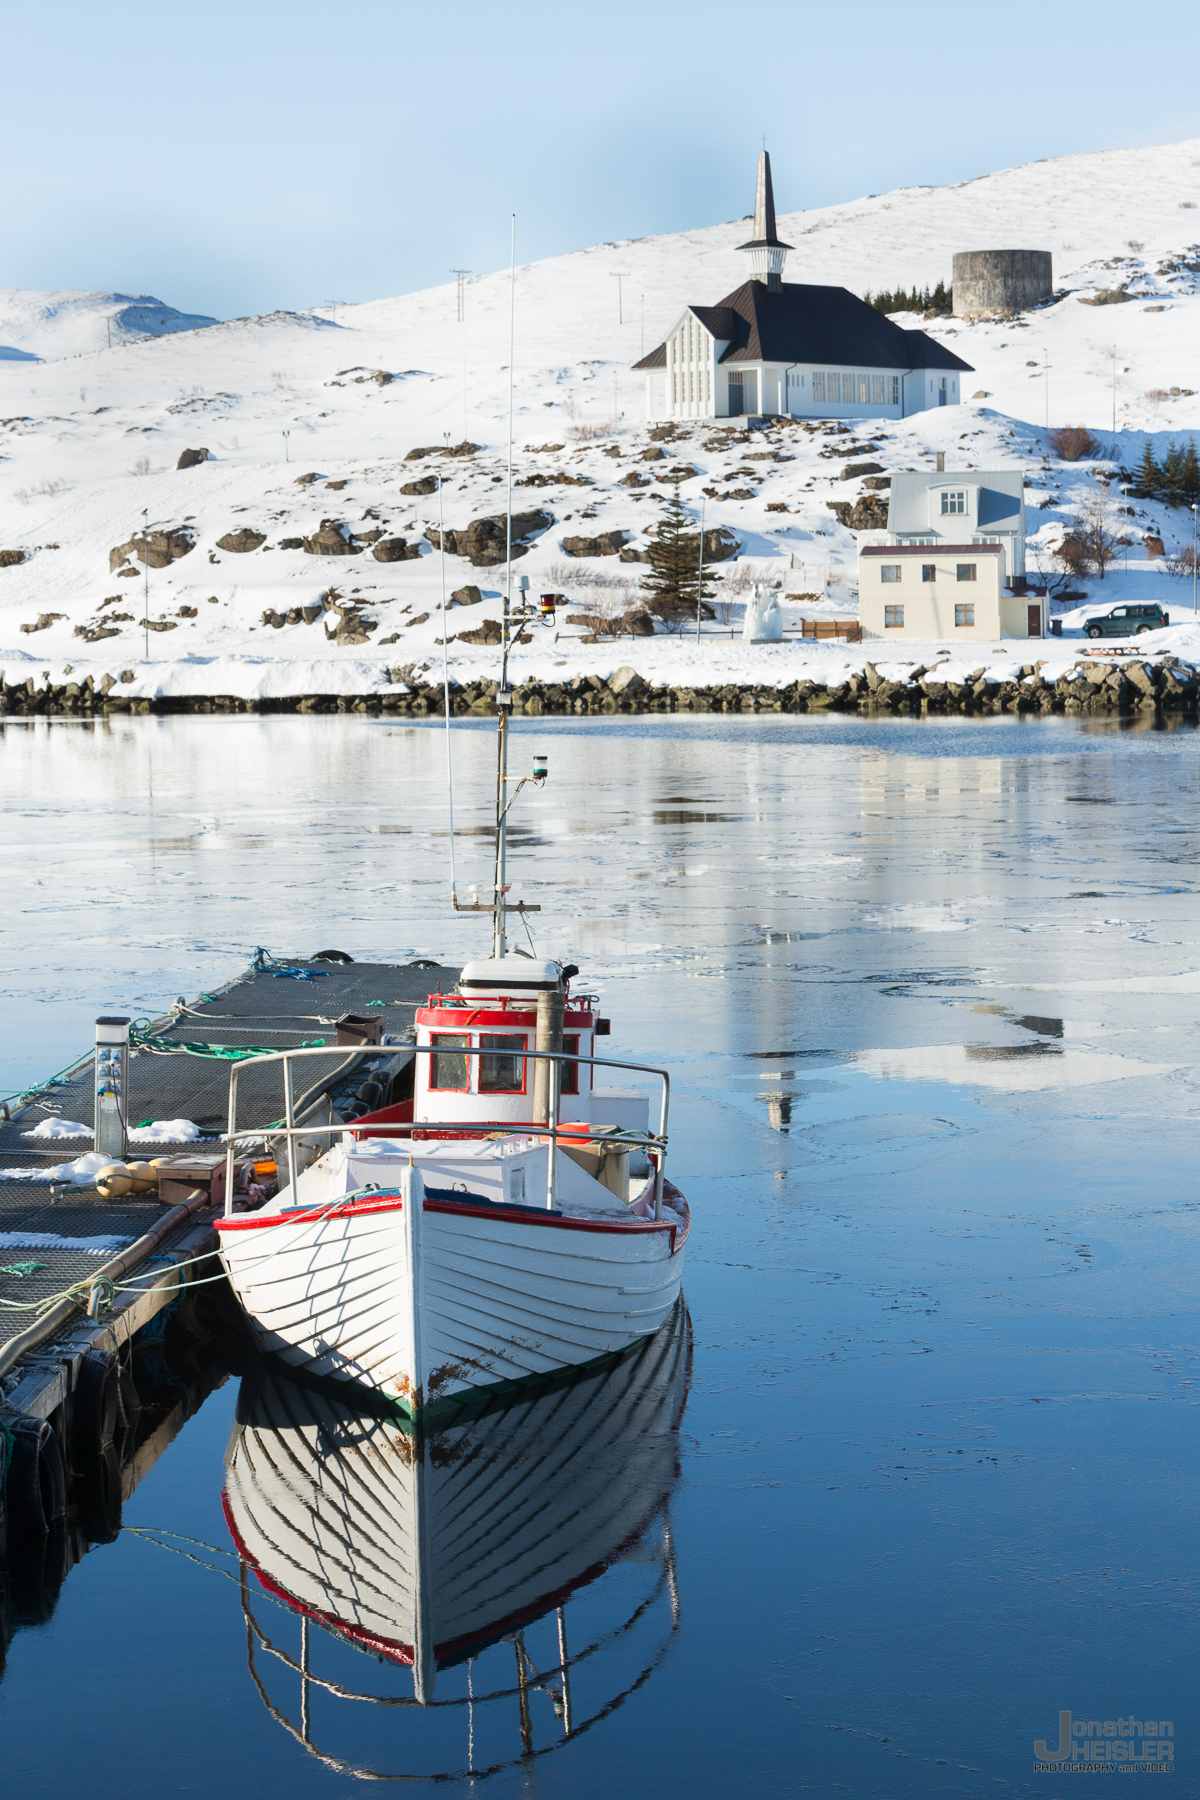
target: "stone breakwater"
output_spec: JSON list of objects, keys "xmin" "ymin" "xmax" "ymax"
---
[{"xmin": 2, "ymin": 657, "xmax": 1198, "ymax": 718}]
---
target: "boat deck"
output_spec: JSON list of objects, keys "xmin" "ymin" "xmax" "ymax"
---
[{"xmin": 0, "ymin": 955, "xmax": 456, "ymax": 1381}]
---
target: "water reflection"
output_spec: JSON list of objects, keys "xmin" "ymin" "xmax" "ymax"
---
[{"xmin": 222, "ymin": 1303, "xmax": 691, "ymax": 1781}]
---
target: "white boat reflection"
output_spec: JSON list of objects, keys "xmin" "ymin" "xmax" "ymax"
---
[{"xmin": 222, "ymin": 1300, "xmax": 691, "ymax": 1779}]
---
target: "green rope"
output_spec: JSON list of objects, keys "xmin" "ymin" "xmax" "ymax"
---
[
  {"xmin": 0, "ymin": 1261, "xmax": 47, "ymax": 1278},
  {"xmin": 132, "ymin": 1036, "xmax": 327, "ymax": 1061}
]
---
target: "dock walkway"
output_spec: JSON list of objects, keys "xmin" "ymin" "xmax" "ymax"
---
[{"xmin": 0, "ymin": 955, "xmax": 453, "ymax": 1419}]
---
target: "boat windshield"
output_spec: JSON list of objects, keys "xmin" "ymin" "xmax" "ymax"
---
[
  {"xmin": 429, "ymin": 1033, "xmax": 470, "ymax": 1090},
  {"xmin": 479, "ymin": 1033, "xmax": 526, "ymax": 1093}
]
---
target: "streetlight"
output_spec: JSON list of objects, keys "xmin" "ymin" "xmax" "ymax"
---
[
  {"xmin": 142, "ymin": 508, "xmax": 150, "ymax": 659},
  {"xmin": 610, "ymin": 272, "xmax": 629, "ymax": 325},
  {"xmin": 282, "ymin": 429, "xmax": 290, "ymax": 463},
  {"xmin": 1121, "ymin": 483, "xmax": 1132, "ymax": 574}
]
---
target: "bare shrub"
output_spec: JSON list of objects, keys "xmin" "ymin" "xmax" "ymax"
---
[
  {"xmin": 1165, "ymin": 546, "xmax": 1198, "ymax": 578},
  {"xmin": 1145, "ymin": 388, "xmax": 1169, "ymax": 404},
  {"xmin": 130, "ymin": 456, "xmax": 152, "ymax": 477},
  {"xmin": 14, "ymin": 477, "xmax": 68, "ymax": 504},
  {"xmin": 1126, "ymin": 239, "xmax": 1145, "ymax": 253},
  {"xmin": 1181, "ymin": 201, "xmax": 1197, "ymax": 210},
  {"xmin": 79, "ymin": 386, "xmax": 88, "ymax": 404},
  {"xmin": 567, "ymin": 421, "xmax": 618, "ymax": 443},
  {"xmin": 1066, "ymin": 482, "xmax": 1122, "ymax": 580},
  {"xmin": 544, "ymin": 559, "xmax": 625, "ymax": 591},
  {"xmin": 1049, "ymin": 425, "xmax": 1102, "ymax": 461}
]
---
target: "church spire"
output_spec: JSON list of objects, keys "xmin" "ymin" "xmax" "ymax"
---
[{"xmin": 737, "ymin": 150, "xmax": 791, "ymax": 291}]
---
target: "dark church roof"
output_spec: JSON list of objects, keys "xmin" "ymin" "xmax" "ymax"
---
[{"xmin": 633, "ymin": 280, "xmax": 973, "ymax": 374}]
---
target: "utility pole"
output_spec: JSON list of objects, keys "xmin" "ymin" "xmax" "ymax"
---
[
  {"xmin": 640, "ymin": 294, "xmax": 645, "ymax": 359},
  {"xmin": 451, "ymin": 269, "xmax": 470, "ymax": 323},
  {"xmin": 1043, "ymin": 349, "xmax": 1050, "ymax": 432},
  {"xmin": 1112, "ymin": 344, "xmax": 1118, "ymax": 436},
  {"xmin": 282, "ymin": 429, "xmax": 290, "ymax": 463},
  {"xmin": 1192, "ymin": 503, "xmax": 1198, "ymax": 615},
  {"xmin": 610, "ymin": 272, "xmax": 629, "ymax": 325}
]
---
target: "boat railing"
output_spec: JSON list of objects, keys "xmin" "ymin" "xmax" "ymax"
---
[{"xmin": 224, "ymin": 1044, "xmax": 670, "ymax": 1221}]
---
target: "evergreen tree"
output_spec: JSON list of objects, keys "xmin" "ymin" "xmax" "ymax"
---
[
  {"xmin": 1182, "ymin": 439, "xmax": 1200, "ymax": 505},
  {"xmin": 1136, "ymin": 439, "xmax": 1162, "ymax": 499},
  {"xmin": 1163, "ymin": 439, "xmax": 1185, "ymax": 507},
  {"xmin": 641, "ymin": 484, "xmax": 715, "ymax": 625}
]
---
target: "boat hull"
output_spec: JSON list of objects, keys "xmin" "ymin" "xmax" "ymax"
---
[{"xmin": 215, "ymin": 1166, "xmax": 688, "ymax": 1419}]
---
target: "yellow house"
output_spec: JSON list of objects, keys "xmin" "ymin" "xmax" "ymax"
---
[{"xmin": 859, "ymin": 544, "xmax": 1046, "ymax": 641}]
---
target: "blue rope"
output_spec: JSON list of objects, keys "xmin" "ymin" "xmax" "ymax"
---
[
  {"xmin": 0, "ymin": 1417, "xmax": 12, "ymax": 1483},
  {"xmin": 250, "ymin": 947, "xmax": 329, "ymax": 981}
]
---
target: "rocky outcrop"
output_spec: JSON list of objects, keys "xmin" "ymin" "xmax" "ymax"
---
[
  {"xmin": 176, "ymin": 447, "xmax": 210, "ymax": 469},
  {"xmin": 372, "ymin": 537, "xmax": 422, "ymax": 563},
  {"xmin": 303, "ymin": 520, "xmax": 361, "ymax": 557},
  {"xmin": 1080, "ymin": 288, "xmax": 1133, "ymax": 305},
  {"xmin": 0, "ymin": 550, "xmax": 27, "ymax": 567},
  {"xmin": 401, "ymin": 476, "xmax": 438, "ymax": 496},
  {"xmin": 825, "ymin": 496, "xmax": 890, "ymax": 531},
  {"xmin": 109, "ymin": 527, "xmax": 195, "ymax": 572},
  {"xmin": 619, "ymin": 545, "xmax": 650, "ymax": 563},
  {"xmin": 562, "ymin": 530, "xmax": 628, "ymax": 558},
  {"xmin": 424, "ymin": 509, "xmax": 552, "ymax": 567},
  {"xmin": 403, "ymin": 441, "xmax": 480, "ymax": 461},
  {"xmin": 841, "ymin": 461, "xmax": 885, "ymax": 480},
  {"xmin": 20, "ymin": 613, "xmax": 65, "ymax": 633},
  {"xmin": 450, "ymin": 584, "xmax": 483, "ymax": 606},
  {"xmin": 216, "ymin": 527, "xmax": 266, "ymax": 553},
  {"xmin": 702, "ymin": 527, "xmax": 740, "ymax": 563}
]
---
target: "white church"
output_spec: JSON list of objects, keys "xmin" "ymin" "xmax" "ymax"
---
[{"xmin": 634, "ymin": 154, "xmax": 973, "ymax": 423}]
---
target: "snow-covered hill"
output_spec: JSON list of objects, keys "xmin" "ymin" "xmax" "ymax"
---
[
  {"xmin": 2, "ymin": 134, "xmax": 1200, "ymax": 699},
  {"xmin": 0, "ymin": 290, "xmax": 219, "ymax": 363}
]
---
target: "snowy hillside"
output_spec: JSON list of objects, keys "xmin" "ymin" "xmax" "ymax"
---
[
  {"xmin": 2, "ymin": 134, "xmax": 1200, "ymax": 699},
  {"xmin": 0, "ymin": 291, "xmax": 219, "ymax": 363}
]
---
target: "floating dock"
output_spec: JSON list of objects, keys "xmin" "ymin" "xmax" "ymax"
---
[{"xmin": 0, "ymin": 954, "xmax": 452, "ymax": 1547}]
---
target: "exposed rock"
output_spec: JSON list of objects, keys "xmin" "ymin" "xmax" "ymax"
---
[
  {"xmin": 702, "ymin": 527, "xmax": 740, "ymax": 563},
  {"xmin": 627, "ymin": 610, "xmax": 655, "ymax": 636},
  {"xmin": 663, "ymin": 464, "xmax": 699, "ymax": 482},
  {"xmin": 20, "ymin": 613, "xmax": 65, "ymax": 633},
  {"xmin": 517, "ymin": 471, "xmax": 593, "ymax": 488},
  {"xmin": 619, "ymin": 472, "xmax": 650, "ymax": 488},
  {"xmin": 355, "ymin": 528, "xmax": 384, "ymax": 544},
  {"xmin": 640, "ymin": 447, "xmax": 666, "ymax": 461},
  {"xmin": 1080, "ymin": 288, "xmax": 1133, "ymax": 305},
  {"xmin": 216, "ymin": 527, "xmax": 266, "ymax": 553},
  {"xmin": 425, "ymin": 509, "xmax": 552, "ymax": 567},
  {"xmin": 303, "ymin": 520, "xmax": 362, "ymax": 557},
  {"xmin": 403, "ymin": 441, "xmax": 480, "ymax": 461},
  {"xmin": 840, "ymin": 461, "xmax": 885, "ymax": 480},
  {"xmin": 294, "ymin": 472, "xmax": 322, "ymax": 485},
  {"xmin": 619, "ymin": 546, "xmax": 650, "ymax": 563},
  {"xmin": 372, "ymin": 537, "xmax": 422, "ymax": 563},
  {"xmin": 0, "ymin": 550, "xmax": 27, "ymax": 567},
  {"xmin": 176, "ymin": 447, "xmax": 210, "ymax": 470},
  {"xmin": 109, "ymin": 527, "xmax": 195, "ymax": 572},
  {"xmin": 401, "ymin": 476, "xmax": 439, "ymax": 496},
  {"xmin": 458, "ymin": 618, "xmax": 503, "ymax": 645},
  {"xmin": 178, "ymin": 605, "xmax": 197, "ymax": 618},
  {"xmin": 1145, "ymin": 535, "xmax": 1165, "ymax": 559},
  {"xmin": 451, "ymin": 584, "xmax": 483, "ymax": 606},
  {"xmin": 825, "ymin": 496, "xmax": 890, "ymax": 531},
  {"xmin": 562, "ymin": 530, "xmax": 628, "ymax": 558},
  {"xmin": 722, "ymin": 488, "xmax": 756, "ymax": 501},
  {"xmin": 766, "ymin": 502, "xmax": 788, "ymax": 513},
  {"xmin": 609, "ymin": 666, "xmax": 647, "ymax": 696},
  {"xmin": 372, "ymin": 370, "xmax": 393, "ymax": 385},
  {"xmin": 326, "ymin": 479, "xmax": 348, "ymax": 491},
  {"xmin": 862, "ymin": 475, "xmax": 892, "ymax": 490},
  {"xmin": 74, "ymin": 624, "xmax": 121, "ymax": 642},
  {"xmin": 278, "ymin": 537, "xmax": 305, "ymax": 550}
]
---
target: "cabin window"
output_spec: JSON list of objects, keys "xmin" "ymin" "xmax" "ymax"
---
[
  {"xmin": 880, "ymin": 564, "xmax": 901, "ymax": 584},
  {"xmin": 956, "ymin": 563, "xmax": 977, "ymax": 582},
  {"xmin": 478, "ymin": 1033, "xmax": 527, "ymax": 1094},
  {"xmin": 955, "ymin": 603, "xmax": 975, "ymax": 627},
  {"xmin": 941, "ymin": 490, "xmax": 967, "ymax": 515},
  {"xmin": 560, "ymin": 1034, "xmax": 580, "ymax": 1096},
  {"xmin": 429, "ymin": 1033, "xmax": 470, "ymax": 1090},
  {"xmin": 812, "ymin": 372, "xmax": 825, "ymax": 402},
  {"xmin": 922, "ymin": 564, "xmax": 936, "ymax": 583},
  {"xmin": 884, "ymin": 605, "xmax": 904, "ymax": 628}
]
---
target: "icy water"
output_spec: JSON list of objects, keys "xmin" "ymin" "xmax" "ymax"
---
[{"xmin": 2, "ymin": 708, "xmax": 1200, "ymax": 1797}]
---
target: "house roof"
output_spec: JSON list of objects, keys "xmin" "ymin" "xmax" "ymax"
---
[
  {"xmin": 887, "ymin": 470, "xmax": 1025, "ymax": 534},
  {"xmin": 632, "ymin": 281, "xmax": 974, "ymax": 373}
]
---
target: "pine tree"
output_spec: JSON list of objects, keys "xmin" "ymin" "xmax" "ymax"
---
[
  {"xmin": 641, "ymin": 484, "xmax": 715, "ymax": 625},
  {"xmin": 1182, "ymin": 439, "xmax": 1200, "ymax": 505},
  {"xmin": 1163, "ymin": 439, "xmax": 1185, "ymax": 507},
  {"xmin": 1136, "ymin": 439, "xmax": 1162, "ymax": 499}
]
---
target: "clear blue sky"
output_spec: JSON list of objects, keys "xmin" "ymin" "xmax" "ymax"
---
[{"xmin": 4, "ymin": 0, "xmax": 1198, "ymax": 319}]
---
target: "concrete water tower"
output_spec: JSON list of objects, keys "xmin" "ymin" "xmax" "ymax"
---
[{"xmin": 952, "ymin": 250, "xmax": 1053, "ymax": 318}]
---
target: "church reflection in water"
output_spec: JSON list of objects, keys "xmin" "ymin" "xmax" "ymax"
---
[{"xmin": 223, "ymin": 1300, "xmax": 692, "ymax": 1780}]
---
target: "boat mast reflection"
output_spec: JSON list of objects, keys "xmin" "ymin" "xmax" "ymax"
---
[{"xmin": 224, "ymin": 1300, "xmax": 691, "ymax": 1780}]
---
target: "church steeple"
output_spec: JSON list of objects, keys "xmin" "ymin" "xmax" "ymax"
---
[{"xmin": 737, "ymin": 151, "xmax": 791, "ymax": 291}]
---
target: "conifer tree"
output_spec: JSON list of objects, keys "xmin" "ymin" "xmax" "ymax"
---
[
  {"xmin": 1182, "ymin": 439, "xmax": 1200, "ymax": 505},
  {"xmin": 641, "ymin": 484, "xmax": 715, "ymax": 626},
  {"xmin": 1136, "ymin": 439, "xmax": 1162, "ymax": 499},
  {"xmin": 1164, "ymin": 440, "xmax": 1185, "ymax": 507}
]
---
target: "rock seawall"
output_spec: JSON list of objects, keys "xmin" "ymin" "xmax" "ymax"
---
[{"xmin": 3, "ymin": 657, "xmax": 1198, "ymax": 719}]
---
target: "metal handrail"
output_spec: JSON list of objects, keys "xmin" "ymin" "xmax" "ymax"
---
[{"xmin": 224, "ymin": 1044, "xmax": 670, "ymax": 1221}]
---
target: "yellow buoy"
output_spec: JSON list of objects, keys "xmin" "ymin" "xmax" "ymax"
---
[
  {"xmin": 95, "ymin": 1162, "xmax": 135, "ymax": 1197},
  {"xmin": 125, "ymin": 1162, "xmax": 158, "ymax": 1193}
]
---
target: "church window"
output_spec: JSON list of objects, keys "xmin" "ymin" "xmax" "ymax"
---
[
  {"xmin": 871, "ymin": 375, "xmax": 886, "ymax": 404},
  {"xmin": 839, "ymin": 373, "xmax": 852, "ymax": 402},
  {"xmin": 890, "ymin": 376, "xmax": 900, "ymax": 404},
  {"xmin": 857, "ymin": 375, "xmax": 869, "ymax": 404},
  {"xmin": 812, "ymin": 372, "xmax": 825, "ymax": 402}
]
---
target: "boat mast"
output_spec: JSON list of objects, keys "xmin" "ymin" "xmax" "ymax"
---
[{"xmin": 493, "ymin": 214, "xmax": 516, "ymax": 960}]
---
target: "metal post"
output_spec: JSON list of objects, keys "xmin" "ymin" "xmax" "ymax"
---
[
  {"xmin": 300, "ymin": 1616, "xmax": 311, "ymax": 1743},
  {"xmin": 547, "ymin": 1056, "xmax": 560, "ymax": 1211},
  {"xmin": 282, "ymin": 429, "xmax": 290, "ymax": 462},
  {"xmin": 142, "ymin": 508, "xmax": 150, "ymax": 658},
  {"xmin": 283, "ymin": 1054, "xmax": 298, "ymax": 1198},
  {"xmin": 224, "ymin": 1066, "xmax": 239, "ymax": 1217},
  {"xmin": 94, "ymin": 1017, "xmax": 129, "ymax": 1160},
  {"xmin": 1193, "ymin": 504, "xmax": 1198, "ymax": 615},
  {"xmin": 695, "ymin": 496, "xmax": 706, "ymax": 646}
]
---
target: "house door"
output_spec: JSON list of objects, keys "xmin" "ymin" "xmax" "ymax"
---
[
  {"xmin": 728, "ymin": 377, "xmax": 743, "ymax": 416},
  {"xmin": 1027, "ymin": 603, "xmax": 1042, "ymax": 637},
  {"xmin": 742, "ymin": 370, "xmax": 758, "ymax": 415},
  {"xmin": 938, "ymin": 377, "xmax": 947, "ymax": 406}
]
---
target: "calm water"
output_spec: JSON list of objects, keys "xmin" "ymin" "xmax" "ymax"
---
[{"xmin": 2, "ymin": 709, "xmax": 1199, "ymax": 1796}]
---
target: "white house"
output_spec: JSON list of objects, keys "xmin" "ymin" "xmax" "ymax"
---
[
  {"xmin": 634, "ymin": 153, "xmax": 973, "ymax": 423},
  {"xmin": 858, "ymin": 467, "xmax": 1042, "ymax": 640}
]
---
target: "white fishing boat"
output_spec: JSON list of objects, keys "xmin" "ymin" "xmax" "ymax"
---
[
  {"xmin": 215, "ymin": 558, "xmax": 688, "ymax": 1421},
  {"xmin": 223, "ymin": 1300, "xmax": 689, "ymax": 1734}
]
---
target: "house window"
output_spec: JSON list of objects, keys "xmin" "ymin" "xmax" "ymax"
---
[
  {"xmin": 858, "ymin": 375, "xmax": 869, "ymax": 404},
  {"xmin": 956, "ymin": 563, "xmax": 976, "ymax": 582},
  {"xmin": 890, "ymin": 376, "xmax": 900, "ymax": 404},
  {"xmin": 922, "ymin": 564, "xmax": 936, "ymax": 583},
  {"xmin": 812, "ymin": 372, "xmax": 825, "ymax": 402},
  {"xmin": 884, "ymin": 605, "xmax": 904, "ymax": 628},
  {"xmin": 479, "ymin": 1033, "xmax": 527, "ymax": 1094},
  {"xmin": 955, "ymin": 603, "xmax": 975, "ymax": 627},
  {"xmin": 872, "ymin": 375, "xmax": 886, "ymax": 404},
  {"xmin": 879, "ymin": 564, "xmax": 902, "ymax": 583},
  {"xmin": 941, "ymin": 491, "xmax": 967, "ymax": 515},
  {"xmin": 430, "ymin": 1033, "xmax": 470, "ymax": 1090}
]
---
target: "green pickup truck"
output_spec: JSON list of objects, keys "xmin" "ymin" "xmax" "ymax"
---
[{"xmin": 1085, "ymin": 602, "xmax": 1170, "ymax": 638}]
